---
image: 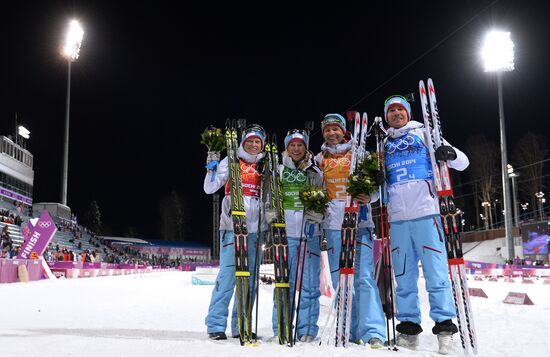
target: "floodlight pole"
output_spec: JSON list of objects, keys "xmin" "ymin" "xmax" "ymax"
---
[
  {"xmin": 497, "ymin": 73, "xmax": 515, "ymax": 260},
  {"xmin": 60, "ymin": 19, "xmax": 83, "ymax": 206},
  {"xmin": 61, "ymin": 60, "xmax": 72, "ymax": 206}
]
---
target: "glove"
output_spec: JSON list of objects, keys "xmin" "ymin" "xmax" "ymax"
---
[
  {"xmin": 374, "ymin": 170, "xmax": 385, "ymax": 186},
  {"xmin": 265, "ymin": 208, "xmax": 277, "ymax": 224},
  {"xmin": 435, "ymin": 145, "xmax": 457, "ymax": 161},
  {"xmin": 206, "ymin": 151, "xmax": 221, "ymax": 165},
  {"xmin": 304, "ymin": 210, "xmax": 324, "ymax": 224},
  {"xmin": 205, "ymin": 151, "xmax": 221, "ymax": 182}
]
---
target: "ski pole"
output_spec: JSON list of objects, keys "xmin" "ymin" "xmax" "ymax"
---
[
  {"xmin": 293, "ymin": 221, "xmax": 312, "ymax": 343},
  {"xmin": 290, "ymin": 214, "xmax": 305, "ymax": 340}
]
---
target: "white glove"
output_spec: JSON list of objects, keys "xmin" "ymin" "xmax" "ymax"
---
[
  {"xmin": 206, "ymin": 151, "xmax": 221, "ymax": 165},
  {"xmin": 265, "ymin": 209, "xmax": 277, "ymax": 224},
  {"xmin": 304, "ymin": 210, "xmax": 324, "ymax": 224}
]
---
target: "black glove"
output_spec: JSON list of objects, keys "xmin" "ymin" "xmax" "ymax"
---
[
  {"xmin": 435, "ymin": 145, "xmax": 457, "ymax": 161},
  {"xmin": 374, "ymin": 170, "xmax": 385, "ymax": 186}
]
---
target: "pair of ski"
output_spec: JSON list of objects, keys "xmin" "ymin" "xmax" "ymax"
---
[
  {"xmin": 372, "ymin": 116, "xmax": 399, "ymax": 351},
  {"xmin": 225, "ymin": 119, "xmax": 255, "ymax": 346},
  {"xmin": 419, "ymin": 79, "xmax": 478, "ymax": 355},
  {"xmin": 264, "ymin": 135, "xmax": 294, "ymax": 346},
  {"xmin": 225, "ymin": 122, "xmax": 301, "ymax": 347},
  {"xmin": 320, "ymin": 112, "xmax": 368, "ymax": 347}
]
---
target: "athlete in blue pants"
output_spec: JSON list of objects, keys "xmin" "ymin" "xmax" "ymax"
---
[
  {"xmin": 315, "ymin": 114, "xmax": 387, "ymax": 348},
  {"xmin": 203, "ymin": 125, "xmax": 266, "ymax": 340},
  {"xmin": 269, "ymin": 129, "xmax": 323, "ymax": 342},
  {"xmin": 382, "ymin": 95, "xmax": 469, "ymax": 354}
]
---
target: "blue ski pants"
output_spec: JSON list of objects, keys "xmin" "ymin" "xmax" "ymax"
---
[
  {"xmin": 272, "ymin": 230, "xmax": 321, "ymax": 339},
  {"xmin": 205, "ymin": 230, "xmax": 259, "ymax": 335},
  {"xmin": 390, "ymin": 215, "xmax": 456, "ymax": 325},
  {"xmin": 324, "ymin": 229, "xmax": 342, "ymax": 290},
  {"xmin": 350, "ymin": 227, "xmax": 387, "ymax": 343}
]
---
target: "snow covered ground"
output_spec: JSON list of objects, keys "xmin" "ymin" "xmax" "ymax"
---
[
  {"xmin": 1, "ymin": 271, "xmax": 549, "ymax": 357},
  {"xmin": 463, "ymin": 238, "xmax": 507, "ymax": 264}
]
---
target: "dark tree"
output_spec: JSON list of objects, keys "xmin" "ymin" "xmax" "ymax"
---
[
  {"xmin": 464, "ymin": 134, "xmax": 500, "ymax": 229},
  {"xmin": 158, "ymin": 190, "xmax": 185, "ymax": 241},
  {"xmin": 512, "ymin": 132, "xmax": 548, "ymax": 219},
  {"xmin": 83, "ymin": 200, "xmax": 102, "ymax": 234}
]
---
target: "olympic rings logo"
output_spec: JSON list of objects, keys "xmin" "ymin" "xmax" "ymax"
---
[
  {"xmin": 240, "ymin": 163, "xmax": 260, "ymax": 176},
  {"xmin": 385, "ymin": 135, "xmax": 415, "ymax": 154},
  {"xmin": 324, "ymin": 157, "xmax": 351, "ymax": 170},
  {"xmin": 38, "ymin": 221, "xmax": 51, "ymax": 228},
  {"xmin": 282, "ymin": 170, "xmax": 306, "ymax": 183}
]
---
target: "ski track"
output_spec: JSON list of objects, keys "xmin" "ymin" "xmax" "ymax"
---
[{"xmin": 0, "ymin": 271, "xmax": 548, "ymax": 357}]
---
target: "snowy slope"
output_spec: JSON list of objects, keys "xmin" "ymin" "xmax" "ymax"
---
[
  {"xmin": 464, "ymin": 238, "xmax": 507, "ymax": 263},
  {"xmin": 0, "ymin": 272, "xmax": 548, "ymax": 357}
]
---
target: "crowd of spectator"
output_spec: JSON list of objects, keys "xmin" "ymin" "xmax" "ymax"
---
[
  {"xmin": 43, "ymin": 244, "xmax": 102, "ymax": 263},
  {"xmin": 1, "ymin": 225, "xmax": 17, "ymax": 258},
  {"xmin": 1, "ymin": 199, "xmax": 209, "ymax": 267},
  {"xmin": 0, "ymin": 208, "xmax": 23, "ymax": 226},
  {"xmin": 507, "ymin": 256, "xmax": 547, "ymax": 266},
  {"xmin": 106, "ymin": 242, "xmax": 208, "ymax": 267}
]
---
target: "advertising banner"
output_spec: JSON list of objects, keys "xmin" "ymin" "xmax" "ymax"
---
[{"xmin": 17, "ymin": 211, "xmax": 57, "ymax": 259}]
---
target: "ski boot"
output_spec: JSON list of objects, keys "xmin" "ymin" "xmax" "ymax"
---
[
  {"xmin": 299, "ymin": 335, "xmax": 316, "ymax": 343},
  {"xmin": 208, "ymin": 332, "xmax": 227, "ymax": 340},
  {"xmin": 437, "ymin": 332, "xmax": 455, "ymax": 355},
  {"xmin": 395, "ymin": 321, "xmax": 422, "ymax": 350},
  {"xmin": 368, "ymin": 337, "xmax": 384, "ymax": 349},
  {"xmin": 433, "ymin": 320, "xmax": 458, "ymax": 355},
  {"xmin": 396, "ymin": 333, "xmax": 419, "ymax": 350}
]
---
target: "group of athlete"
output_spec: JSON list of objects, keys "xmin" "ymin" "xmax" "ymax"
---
[{"xmin": 203, "ymin": 95, "xmax": 469, "ymax": 354}]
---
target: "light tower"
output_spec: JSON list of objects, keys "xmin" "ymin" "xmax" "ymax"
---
[
  {"xmin": 60, "ymin": 19, "xmax": 84, "ymax": 206},
  {"xmin": 481, "ymin": 30, "xmax": 515, "ymax": 259}
]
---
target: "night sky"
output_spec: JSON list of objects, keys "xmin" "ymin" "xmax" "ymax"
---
[{"xmin": 2, "ymin": 1, "xmax": 549, "ymax": 245}]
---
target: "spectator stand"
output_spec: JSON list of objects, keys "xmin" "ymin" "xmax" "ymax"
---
[{"xmin": 102, "ymin": 237, "xmax": 212, "ymax": 268}]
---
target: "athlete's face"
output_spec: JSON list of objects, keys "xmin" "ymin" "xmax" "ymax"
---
[
  {"xmin": 386, "ymin": 105, "xmax": 409, "ymax": 129},
  {"xmin": 287, "ymin": 141, "xmax": 307, "ymax": 162},
  {"xmin": 323, "ymin": 125, "xmax": 345, "ymax": 145},
  {"xmin": 243, "ymin": 137, "xmax": 263, "ymax": 155}
]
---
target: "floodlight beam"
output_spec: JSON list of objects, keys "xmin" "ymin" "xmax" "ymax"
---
[
  {"xmin": 481, "ymin": 31, "xmax": 515, "ymax": 72},
  {"xmin": 63, "ymin": 20, "xmax": 84, "ymax": 61}
]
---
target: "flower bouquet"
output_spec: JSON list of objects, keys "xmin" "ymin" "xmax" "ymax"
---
[
  {"xmin": 200, "ymin": 126, "xmax": 226, "ymax": 151},
  {"xmin": 299, "ymin": 184, "xmax": 330, "ymax": 214},
  {"xmin": 347, "ymin": 153, "xmax": 380, "ymax": 197},
  {"xmin": 200, "ymin": 126, "xmax": 226, "ymax": 163}
]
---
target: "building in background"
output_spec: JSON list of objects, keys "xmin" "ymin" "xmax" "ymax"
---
[{"xmin": 0, "ymin": 135, "xmax": 34, "ymax": 208}]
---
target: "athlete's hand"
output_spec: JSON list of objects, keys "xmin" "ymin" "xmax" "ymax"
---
[
  {"xmin": 355, "ymin": 194, "xmax": 371, "ymax": 204},
  {"xmin": 265, "ymin": 209, "xmax": 277, "ymax": 224},
  {"xmin": 304, "ymin": 210, "xmax": 324, "ymax": 224},
  {"xmin": 205, "ymin": 151, "xmax": 221, "ymax": 172},
  {"xmin": 206, "ymin": 151, "xmax": 221, "ymax": 165},
  {"xmin": 435, "ymin": 145, "xmax": 457, "ymax": 161}
]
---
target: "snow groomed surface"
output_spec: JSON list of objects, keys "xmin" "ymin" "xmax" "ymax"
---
[{"xmin": 0, "ymin": 271, "xmax": 548, "ymax": 357}]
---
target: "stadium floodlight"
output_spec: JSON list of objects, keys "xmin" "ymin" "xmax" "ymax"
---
[
  {"xmin": 18, "ymin": 126, "xmax": 30, "ymax": 139},
  {"xmin": 481, "ymin": 29, "xmax": 516, "ymax": 259},
  {"xmin": 61, "ymin": 19, "xmax": 84, "ymax": 206},
  {"xmin": 481, "ymin": 31, "xmax": 515, "ymax": 72},
  {"xmin": 63, "ymin": 20, "xmax": 84, "ymax": 61}
]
